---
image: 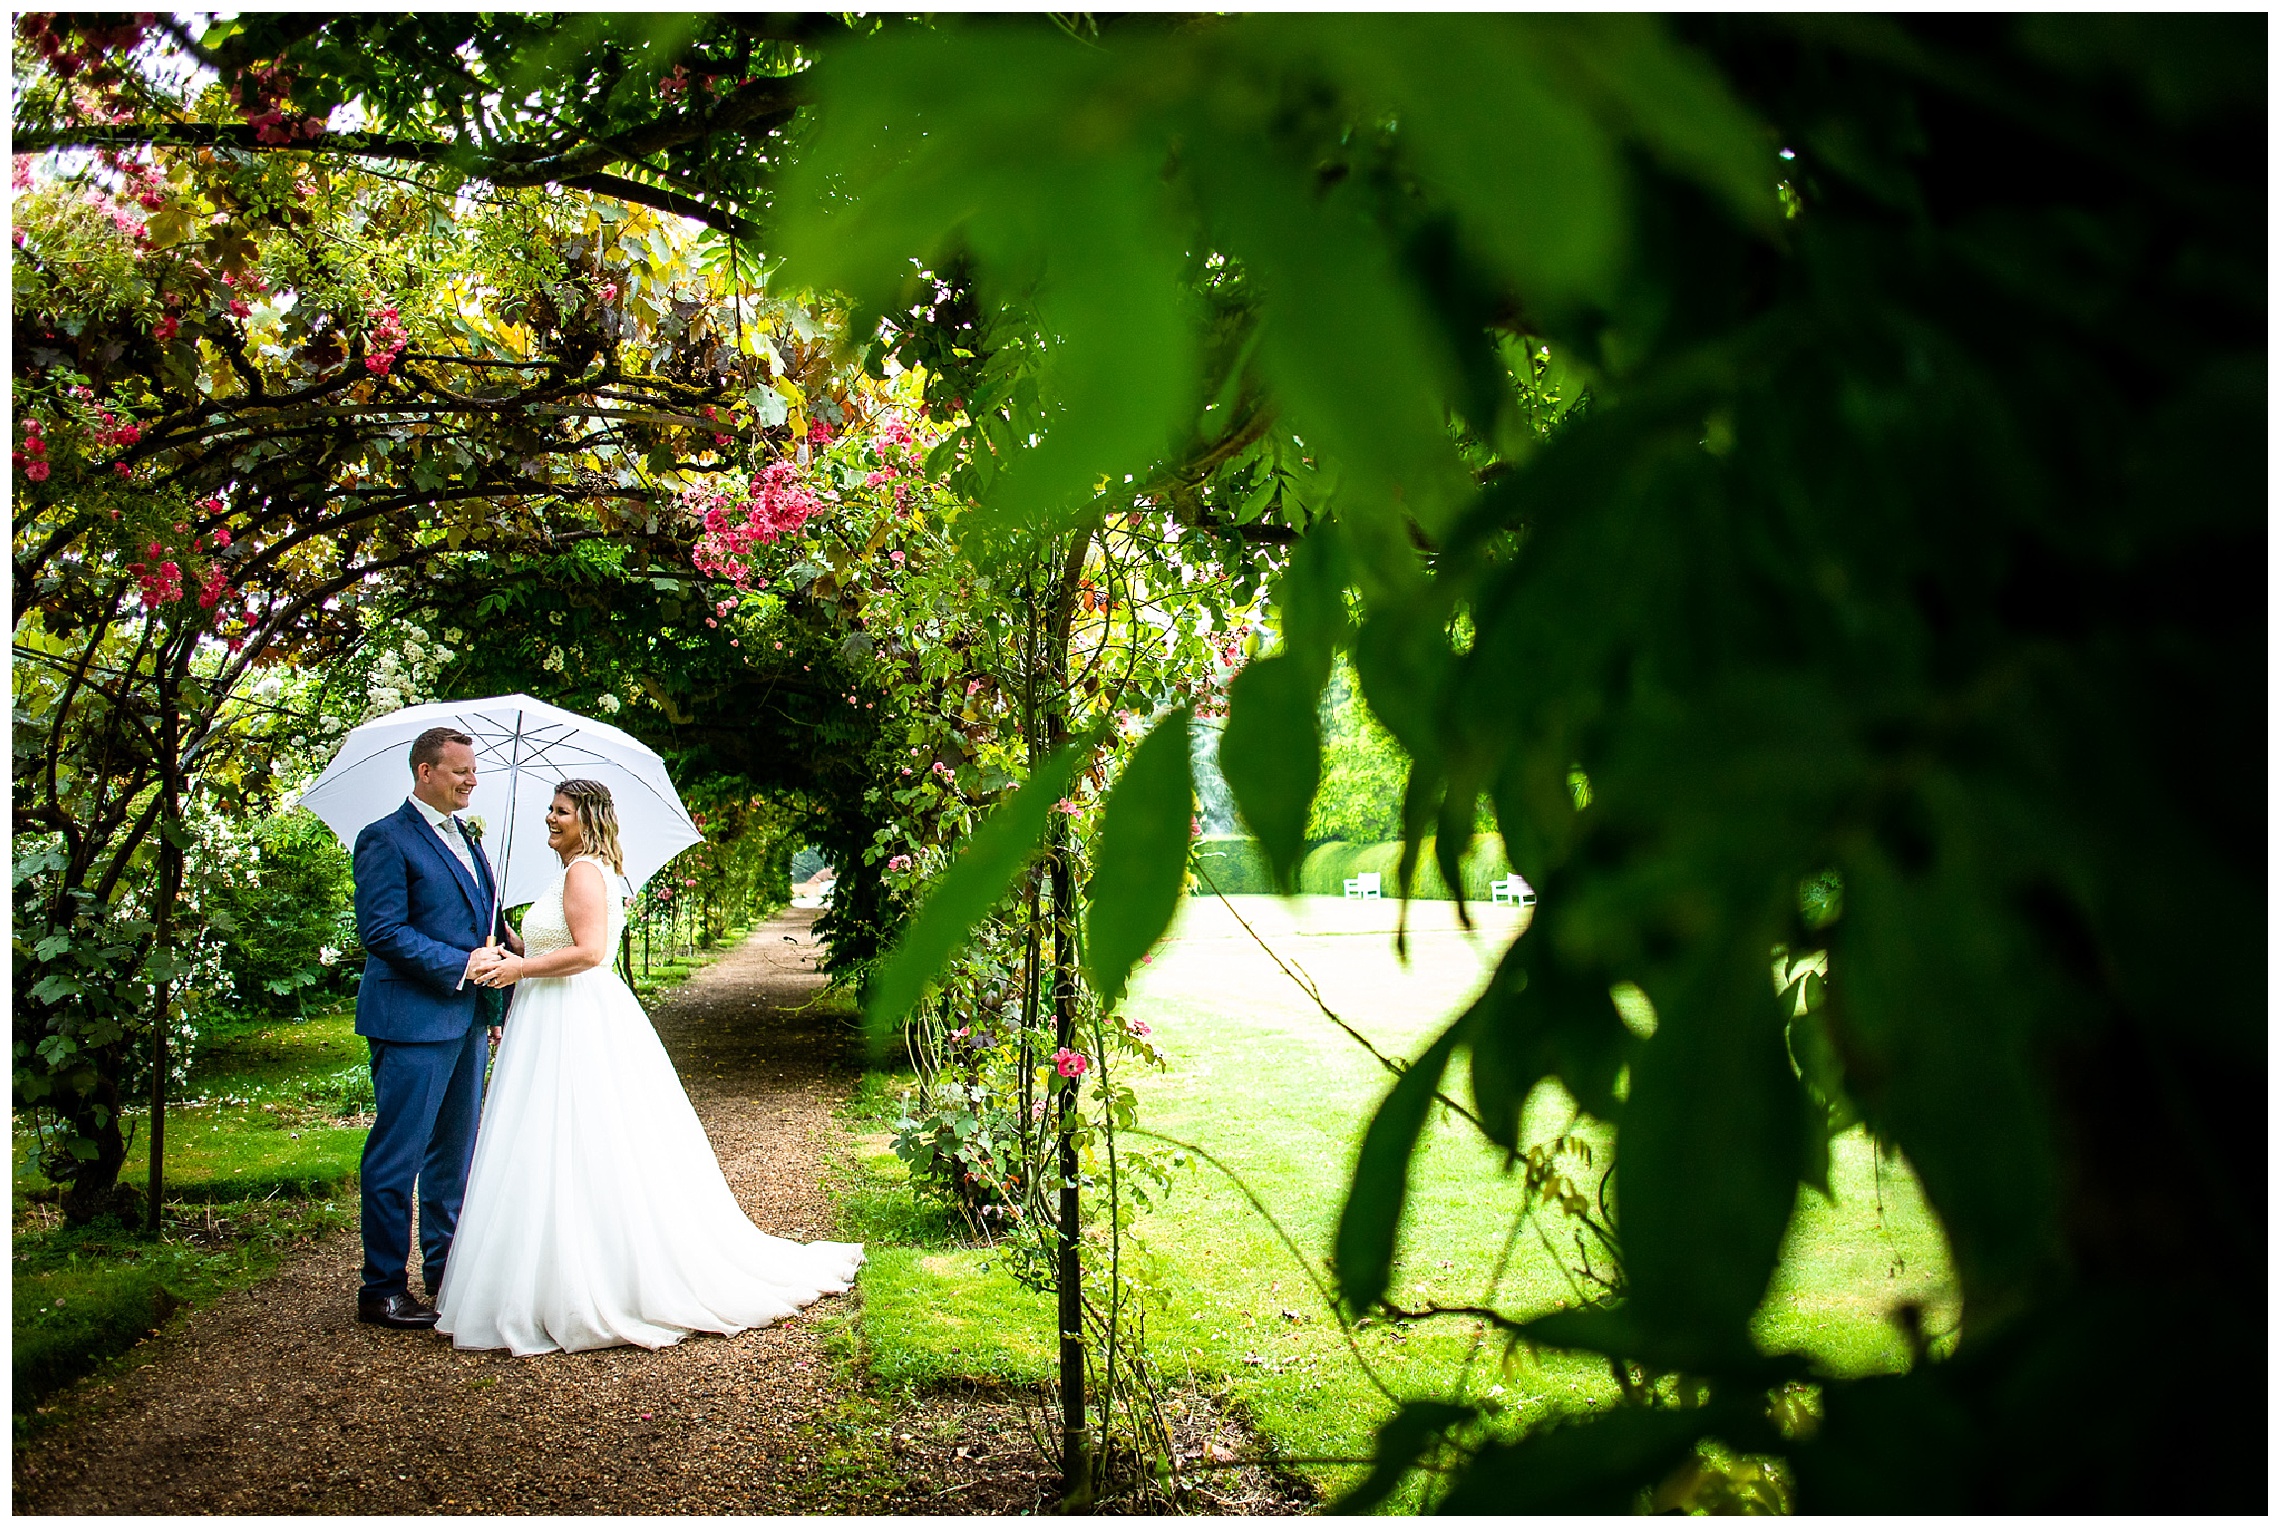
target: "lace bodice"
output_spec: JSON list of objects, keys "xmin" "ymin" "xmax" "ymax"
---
[{"xmin": 521, "ymin": 855, "xmax": 630, "ymax": 961}]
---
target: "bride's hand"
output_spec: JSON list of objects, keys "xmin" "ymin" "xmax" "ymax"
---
[{"xmin": 484, "ymin": 952, "xmax": 525, "ymax": 986}]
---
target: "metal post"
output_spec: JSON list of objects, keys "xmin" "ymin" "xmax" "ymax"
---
[
  {"xmin": 146, "ymin": 695, "xmax": 184, "ymax": 1236},
  {"xmin": 1051, "ymin": 824, "xmax": 1087, "ymax": 1500}
]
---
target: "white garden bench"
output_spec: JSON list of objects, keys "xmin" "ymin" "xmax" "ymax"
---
[
  {"xmin": 1490, "ymin": 875, "xmax": 1535, "ymax": 907},
  {"xmin": 1343, "ymin": 871, "xmax": 1382, "ymax": 899}
]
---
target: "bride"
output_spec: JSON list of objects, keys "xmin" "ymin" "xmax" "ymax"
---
[{"xmin": 437, "ymin": 778, "xmax": 863, "ymax": 1355}]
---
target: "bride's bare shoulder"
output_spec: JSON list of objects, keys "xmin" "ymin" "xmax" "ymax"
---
[{"xmin": 562, "ymin": 857, "xmax": 611, "ymax": 895}]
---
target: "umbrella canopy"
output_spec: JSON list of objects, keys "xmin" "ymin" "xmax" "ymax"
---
[{"xmin": 298, "ymin": 694, "xmax": 703, "ymax": 913}]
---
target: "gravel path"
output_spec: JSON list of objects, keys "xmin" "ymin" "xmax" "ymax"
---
[{"xmin": 13, "ymin": 909, "xmax": 883, "ymax": 1515}]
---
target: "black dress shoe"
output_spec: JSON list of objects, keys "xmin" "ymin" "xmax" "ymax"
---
[{"xmin": 357, "ymin": 1290, "xmax": 440, "ymax": 1330}]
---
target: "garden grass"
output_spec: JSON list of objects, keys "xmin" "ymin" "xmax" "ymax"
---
[{"xmin": 838, "ymin": 894, "xmax": 1961, "ymax": 1508}]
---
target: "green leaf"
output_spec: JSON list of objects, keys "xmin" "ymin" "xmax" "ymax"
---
[
  {"xmin": 862, "ymin": 738, "xmax": 1087, "ymax": 1047},
  {"xmin": 1277, "ymin": 522, "xmax": 1351, "ymax": 686},
  {"xmin": 1438, "ymin": 1402, "xmax": 1724, "ymax": 1514},
  {"xmin": 1791, "ymin": 1368, "xmax": 1975, "ymax": 1512},
  {"xmin": 29, "ymin": 974, "xmax": 81, "ymax": 1005},
  {"xmin": 1333, "ymin": 1013, "xmax": 1470, "ymax": 1312},
  {"xmin": 778, "ymin": 30, "xmax": 1196, "ymax": 529},
  {"xmin": 1332, "ymin": 1400, "xmax": 1477, "ymax": 1513},
  {"xmin": 1083, "ymin": 707, "xmax": 1194, "ymax": 1011},
  {"xmin": 1187, "ymin": 123, "xmax": 1473, "ymax": 545},
  {"xmin": 1613, "ymin": 937, "xmax": 1812, "ymax": 1366},
  {"xmin": 1834, "ymin": 847, "xmax": 2067, "ymax": 1331},
  {"xmin": 33, "ymin": 932, "xmax": 72, "ymax": 961},
  {"xmin": 1219, "ymin": 654, "xmax": 1322, "ymax": 893},
  {"xmin": 1311, "ymin": 17, "xmax": 1628, "ymax": 314},
  {"xmin": 1470, "ymin": 941, "xmax": 1635, "ymax": 1135}
]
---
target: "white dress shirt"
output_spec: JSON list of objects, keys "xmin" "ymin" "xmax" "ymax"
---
[{"xmin": 408, "ymin": 792, "xmax": 480, "ymax": 881}]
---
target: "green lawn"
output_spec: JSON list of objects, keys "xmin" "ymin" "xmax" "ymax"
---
[{"xmin": 841, "ymin": 895, "xmax": 1961, "ymax": 1507}]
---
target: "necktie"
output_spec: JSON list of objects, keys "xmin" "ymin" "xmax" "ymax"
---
[{"xmin": 441, "ymin": 815, "xmax": 478, "ymax": 879}]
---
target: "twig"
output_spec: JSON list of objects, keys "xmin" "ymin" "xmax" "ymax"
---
[{"xmin": 1376, "ymin": 1299, "xmax": 1532, "ymax": 1334}]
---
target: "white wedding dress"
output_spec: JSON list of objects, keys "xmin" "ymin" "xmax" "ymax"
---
[{"xmin": 434, "ymin": 855, "xmax": 864, "ymax": 1355}]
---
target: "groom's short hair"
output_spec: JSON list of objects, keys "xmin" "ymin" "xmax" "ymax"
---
[{"xmin": 409, "ymin": 727, "xmax": 475, "ymax": 775}]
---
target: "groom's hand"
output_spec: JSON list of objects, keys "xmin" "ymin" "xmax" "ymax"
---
[
  {"xmin": 503, "ymin": 928, "xmax": 526, "ymax": 957},
  {"xmin": 462, "ymin": 945, "xmax": 506, "ymax": 985}
]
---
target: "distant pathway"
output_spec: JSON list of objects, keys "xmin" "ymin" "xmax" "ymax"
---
[{"xmin": 14, "ymin": 910, "xmax": 886, "ymax": 1515}]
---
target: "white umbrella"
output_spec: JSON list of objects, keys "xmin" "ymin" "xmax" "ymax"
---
[{"xmin": 299, "ymin": 693, "xmax": 704, "ymax": 915}]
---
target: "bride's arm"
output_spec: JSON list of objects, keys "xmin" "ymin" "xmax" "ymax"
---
[{"xmin": 481, "ymin": 861, "xmax": 611, "ymax": 984}]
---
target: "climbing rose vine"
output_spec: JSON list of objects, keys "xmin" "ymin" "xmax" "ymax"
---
[{"xmin": 687, "ymin": 461, "xmax": 825, "ymax": 588}]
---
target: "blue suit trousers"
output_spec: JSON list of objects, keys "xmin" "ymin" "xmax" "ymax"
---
[{"xmin": 360, "ymin": 1022, "xmax": 488, "ymax": 1298}]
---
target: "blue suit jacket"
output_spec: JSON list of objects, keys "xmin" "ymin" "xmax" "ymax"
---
[{"xmin": 353, "ymin": 800, "xmax": 507, "ymax": 1043}]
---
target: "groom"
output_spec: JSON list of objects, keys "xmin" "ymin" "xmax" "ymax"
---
[{"xmin": 350, "ymin": 726, "xmax": 520, "ymax": 1329}]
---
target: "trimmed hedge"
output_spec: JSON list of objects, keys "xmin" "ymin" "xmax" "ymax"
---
[
  {"xmin": 1189, "ymin": 834, "xmax": 1276, "ymax": 894},
  {"xmin": 1189, "ymin": 835, "xmax": 1520, "ymax": 901}
]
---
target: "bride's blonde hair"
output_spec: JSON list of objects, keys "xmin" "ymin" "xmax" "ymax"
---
[{"xmin": 553, "ymin": 779, "xmax": 625, "ymax": 873}]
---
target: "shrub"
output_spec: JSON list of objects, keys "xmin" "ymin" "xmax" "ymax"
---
[{"xmin": 197, "ymin": 810, "xmax": 356, "ymax": 1018}]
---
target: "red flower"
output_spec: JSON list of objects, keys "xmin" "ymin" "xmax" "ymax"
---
[
  {"xmin": 152, "ymin": 315, "xmax": 179, "ymax": 342},
  {"xmin": 24, "ymin": 461, "xmax": 49, "ymax": 482}
]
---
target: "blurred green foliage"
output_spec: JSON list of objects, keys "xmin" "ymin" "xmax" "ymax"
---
[
  {"xmin": 779, "ymin": 13, "xmax": 2263, "ymax": 1512},
  {"xmin": 15, "ymin": 9, "xmax": 2261, "ymax": 1509}
]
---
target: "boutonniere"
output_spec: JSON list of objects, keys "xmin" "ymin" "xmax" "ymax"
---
[{"xmin": 461, "ymin": 815, "xmax": 486, "ymax": 843}]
